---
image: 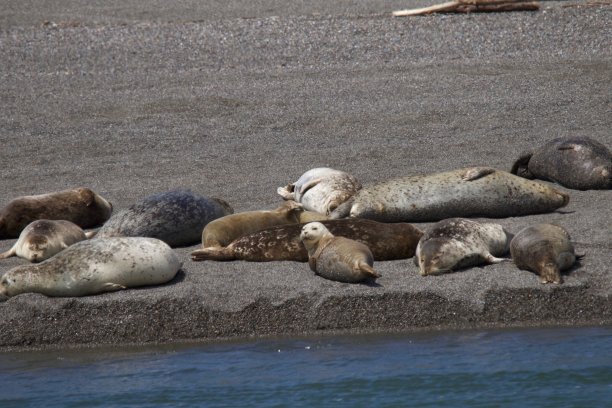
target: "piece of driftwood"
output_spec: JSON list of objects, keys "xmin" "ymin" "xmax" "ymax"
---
[{"xmin": 393, "ymin": 0, "xmax": 540, "ymax": 16}]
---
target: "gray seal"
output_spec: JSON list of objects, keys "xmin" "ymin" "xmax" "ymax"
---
[
  {"xmin": 510, "ymin": 223, "xmax": 581, "ymax": 284},
  {"xmin": 191, "ymin": 219, "xmax": 423, "ymax": 263},
  {"xmin": 511, "ymin": 136, "xmax": 611, "ymax": 190},
  {"xmin": 278, "ymin": 167, "xmax": 362, "ymax": 215},
  {"xmin": 0, "ymin": 219, "xmax": 92, "ymax": 262},
  {"xmin": 96, "ymin": 189, "xmax": 233, "ymax": 247},
  {"xmin": 0, "ymin": 188, "xmax": 113, "ymax": 239},
  {"xmin": 300, "ymin": 222, "xmax": 380, "ymax": 283},
  {"xmin": 414, "ymin": 218, "xmax": 512, "ymax": 276},
  {"xmin": 0, "ymin": 237, "xmax": 181, "ymax": 298},
  {"xmin": 330, "ymin": 167, "xmax": 570, "ymax": 222}
]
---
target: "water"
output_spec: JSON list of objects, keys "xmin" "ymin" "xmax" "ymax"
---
[{"xmin": 1, "ymin": 327, "xmax": 610, "ymax": 408}]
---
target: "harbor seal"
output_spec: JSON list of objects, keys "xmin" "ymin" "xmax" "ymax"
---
[
  {"xmin": 330, "ymin": 167, "xmax": 570, "ymax": 222},
  {"xmin": 202, "ymin": 201, "xmax": 306, "ymax": 247},
  {"xmin": 96, "ymin": 189, "xmax": 233, "ymax": 247},
  {"xmin": 191, "ymin": 219, "xmax": 422, "ymax": 262},
  {"xmin": 0, "ymin": 237, "xmax": 181, "ymax": 298},
  {"xmin": 0, "ymin": 188, "xmax": 112, "ymax": 239},
  {"xmin": 414, "ymin": 218, "xmax": 511, "ymax": 276},
  {"xmin": 511, "ymin": 136, "xmax": 611, "ymax": 190},
  {"xmin": 510, "ymin": 223, "xmax": 581, "ymax": 284},
  {"xmin": 300, "ymin": 222, "xmax": 380, "ymax": 283},
  {"xmin": 277, "ymin": 167, "xmax": 362, "ymax": 215},
  {"xmin": 0, "ymin": 220, "xmax": 92, "ymax": 262}
]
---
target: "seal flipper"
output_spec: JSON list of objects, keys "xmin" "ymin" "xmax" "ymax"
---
[
  {"xmin": 0, "ymin": 244, "xmax": 17, "ymax": 259},
  {"xmin": 328, "ymin": 197, "xmax": 354, "ymax": 219},
  {"xmin": 191, "ymin": 247, "xmax": 236, "ymax": 262},
  {"xmin": 557, "ymin": 143, "xmax": 579, "ymax": 151},
  {"xmin": 462, "ymin": 167, "xmax": 496, "ymax": 182},
  {"xmin": 277, "ymin": 185, "xmax": 296, "ymax": 201},
  {"xmin": 85, "ymin": 230, "xmax": 97, "ymax": 239},
  {"xmin": 510, "ymin": 151, "xmax": 535, "ymax": 179},
  {"xmin": 484, "ymin": 253, "xmax": 510, "ymax": 264},
  {"xmin": 101, "ymin": 282, "xmax": 127, "ymax": 292},
  {"xmin": 299, "ymin": 178, "xmax": 322, "ymax": 195},
  {"xmin": 357, "ymin": 262, "xmax": 381, "ymax": 279}
]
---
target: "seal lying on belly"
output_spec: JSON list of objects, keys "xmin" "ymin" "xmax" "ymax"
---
[
  {"xmin": 191, "ymin": 219, "xmax": 422, "ymax": 262},
  {"xmin": 0, "ymin": 188, "xmax": 113, "ymax": 239},
  {"xmin": 511, "ymin": 136, "xmax": 611, "ymax": 190},
  {"xmin": 277, "ymin": 167, "xmax": 362, "ymax": 215},
  {"xmin": 0, "ymin": 237, "xmax": 181, "ymax": 298},
  {"xmin": 414, "ymin": 218, "xmax": 512, "ymax": 276},
  {"xmin": 96, "ymin": 189, "xmax": 233, "ymax": 247},
  {"xmin": 0, "ymin": 220, "xmax": 92, "ymax": 262},
  {"xmin": 510, "ymin": 223, "xmax": 581, "ymax": 284},
  {"xmin": 300, "ymin": 222, "xmax": 380, "ymax": 283},
  {"xmin": 329, "ymin": 167, "xmax": 570, "ymax": 222}
]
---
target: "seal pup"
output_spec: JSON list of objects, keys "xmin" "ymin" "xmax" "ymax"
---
[
  {"xmin": 510, "ymin": 224, "xmax": 581, "ymax": 284},
  {"xmin": 299, "ymin": 222, "xmax": 380, "ymax": 283},
  {"xmin": 191, "ymin": 219, "xmax": 422, "ymax": 263},
  {"xmin": 414, "ymin": 218, "xmax": 512, "ymax": 276},
  {"xmin": 96, "ymin": 189, "xmax": 233, "ymax": 247},
  {"xmin": 202, "ymin": 201, "xmax": 306, "ymax": 247},
  {"xmin": 0, "ymin": 188, "xmax": 113, "ymax": 239},
  {"xmin": 277, "ymin": 167, "xmax": 362, "ymax": 215},
  {"xmin": 0, "ymin": 237, "xmax": 181, "ymax": 298},
  {"xmin": 511, "ymin": 136, "xmax": 611, "ymax": 190},
  {"xmin": 0, "ymin": 220, "xmax": 93, "ymax": 263},
  {"xmin": 330, "ymin": 167, "xmax": 569, "ymax": 222}
]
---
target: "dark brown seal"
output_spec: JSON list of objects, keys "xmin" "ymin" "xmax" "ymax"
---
[
  {"xmin": 0, "ymin": 188, "xmax": 112, "ymax": 239},
  {"xmin": 511, "ymin": 136, "xmax": 611, "ymax": 190},
  {"xmin": 510, "ymin": 223, "xmax": 581, "ymax": 284},
  {"xmin": 190, "ymin": 219, "xmax": 423, "ymax": 262}
]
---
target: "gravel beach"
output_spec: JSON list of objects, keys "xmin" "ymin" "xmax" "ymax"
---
[{"xmin": 0, "ymin": 0, "xmax": 610, "ymax": 350}]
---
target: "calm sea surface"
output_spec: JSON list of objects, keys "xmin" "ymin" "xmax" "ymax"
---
[{"xmin": 1, "ymin": 326, "xmax": 610, "ymax": 407}]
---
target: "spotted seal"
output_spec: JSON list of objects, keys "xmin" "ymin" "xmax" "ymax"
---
[
  {"xmin": 277, "ymin": 167, "xmax": 362, "ymax": 215},
  {"xmin": 0, "ymin": 188, "xmax": 112, "ymax": 239},
  {"xmin": 202, "ymin": 201, "xmax": 306, "ymax": 247},
  {"xmin": 330, "ymin": 167, "xmax": 570, "ymax": 222},
  {"xmin": 96, "ymin": 189, "xmax": 233, "ymax": 247},
  {"xmin": 300, "ymin": 222, "xmax": 380, "ymax": 283},
  {"xmin": 191, "ymin": 219, "xmax": 422, "ymax": 262},
  {"xmin": 510, "ymin": 223, "xmax": 581, "ymax": 284},
  {"xmin": 0, "ymin": 220, "xmax": 93, "ymax": 262},
  {"xmin": 414, "ymin": 218, "xmax": 512, "ymax": 276},
  {"xmin": 511, "ymin": 136, "xmax": 611, "ymax": 190},
  {"xmin": 0, "ymin": 237, "xmax": 181, "ymax": 298}
]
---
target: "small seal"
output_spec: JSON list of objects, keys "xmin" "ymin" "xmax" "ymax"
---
[
  {"xmin": 0, "ymin": 220, "xmax": 92, "ymax": 262},
  {"xmin": 191, "ymin": 219, "xmax": 422, "ymax": 263},
  {"xmin": 0, "ymin": 188, "xmax": 113, "ymax": 239},
  {"xmin": 0, "ymin": 237, "xmax": 181, "ymax": 298},
  {"xmin": 300, "ymin": 222, "xmax": 380, "ymax": 283},
  {"xmin": 202, "ymin": 201, "xmax": 306, "ymax": 247},
  {"xmin": 277, "ymin": 167, "xmax": 362, "ymax": 215},
  {"xmin": 510, "ymin": 223, "xmax": 581, "ymax": 284},
  {"xmin": 414, "ymin": 218, "xmax": 511, "ymax": 276},
  {"xmin": 330, "ymin": 167, "xmax": 570, "ymax": 222},
  {"xmin": 511, "ymin": 136, "xmax": 611, "ymax": 190},
  {"xmin": 96, "ymin": 189, "xmax": 233, "ymax": 247}
]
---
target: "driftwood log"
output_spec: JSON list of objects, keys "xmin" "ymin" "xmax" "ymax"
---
[{"xmin": 393, "ymin": 0, "xmax": 540, "ymax": 16}]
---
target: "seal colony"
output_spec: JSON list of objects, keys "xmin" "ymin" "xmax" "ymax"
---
[{"xmin": 0, "ymin": 136, "xmax": 609, "ymax": 298}]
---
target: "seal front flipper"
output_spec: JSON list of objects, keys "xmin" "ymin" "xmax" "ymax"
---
[
  {"xmin": 299, "ymin": 178, "xmax": 323, "ymax": 195},
  {"xmin": 328, "ymin": 198, "xmax": 354, "ymax": 219},
  {"xmin": 101, "ymin": 282, "xmax": 127, "ymax": 292},
  {"xmin": 0, "ymin": 244, "xmax": 17, "ymax": 259},
  {"xmin": 484, "ymin": 253, "xmax": 510, "ymax": 264},
  {"xmin": 510, "ymin": 151, "xmax": 535, "ymax": 179},
  {"xmin": 462, "ymin": 167, "xmax": 496, "ymax": 182}
]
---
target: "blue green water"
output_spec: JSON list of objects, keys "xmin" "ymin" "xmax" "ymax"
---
[{"xmin": 1, "ymin": 326, "xmax": 610, "ymax": 407}]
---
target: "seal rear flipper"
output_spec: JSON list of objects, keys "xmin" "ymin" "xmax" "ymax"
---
[
  {"xmin": 277, "ymin": 185, "xmax": 296, "ymax": 201},
  {"xmin": 510, "ymin": 151, "xmax": 535, "ymax": 179},
  {"xmin": 101, "ymin": 282, "xmax": 127, "ymax": 292},
  {"xmin": 358, "ymin": 262, "xmax": 381, "ymax": 279},
  {"xmin": 85, "ymin": 230, "xmax": 98, "ymax": 239},
  {"xmin": 328, "ymin": 198, "xmax": 354, "ymax": 219},
  {"xmin": 191, "ymin": 247, "xmax": 236, "ymax": 262},
  {"xmin": 0, "ymin": 244, "xmax": 17, "ymax": 259}
]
